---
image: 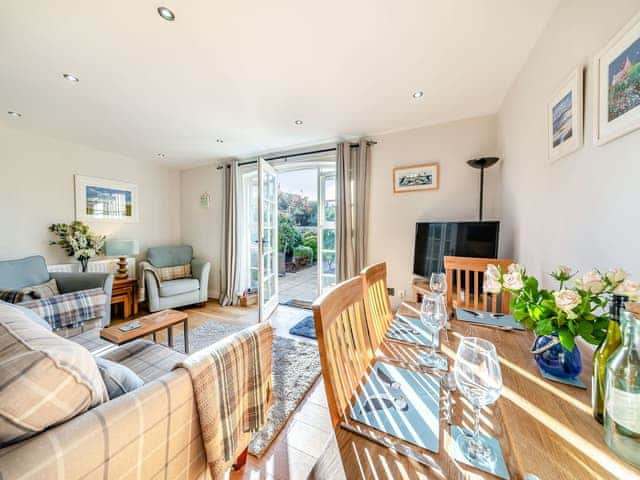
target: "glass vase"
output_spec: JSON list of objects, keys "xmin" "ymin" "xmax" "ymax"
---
[{"xmin": 532, "ymin": 333, "xmax": 582, "ymax": 379}]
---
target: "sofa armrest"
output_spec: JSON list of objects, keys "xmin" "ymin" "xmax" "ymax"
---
[
  {"xmin": 191, "ymin": 258, "xmax": 211, "ymax": 303},
  {"xmin": 0, "ymin": 370, "xmax": 208, "ymax": 479},
  {"xmin": 49, "ymin": 272, "xmax": 114, "ymax": 326}
]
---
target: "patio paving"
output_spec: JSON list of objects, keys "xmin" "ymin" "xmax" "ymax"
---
[{"xmin": 279, "ymin": 264, "xmax": 318, "ymax": 304}]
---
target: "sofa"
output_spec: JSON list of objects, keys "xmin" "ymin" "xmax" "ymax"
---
[
  {"xmin": 0, "ymin": 302, "xmax": 273, "ymax": 479},
  {"xmin": 0, "ymin": 255, "xmax": 114, "ymax": 333},
  {"xmin": 141, "ymin": 246, "xmax": 210, "ymax": 312}
]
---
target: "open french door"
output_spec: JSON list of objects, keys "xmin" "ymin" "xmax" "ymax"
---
[{"xmin": 258, "ymin": 157, "xmax": 279, "ymax": 321}]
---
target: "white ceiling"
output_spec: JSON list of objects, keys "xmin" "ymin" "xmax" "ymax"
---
[{"xmin": 0, "ymin": 0, "xmax": 559, "ymax": 168}]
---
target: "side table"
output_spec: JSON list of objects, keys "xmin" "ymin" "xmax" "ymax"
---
[{"xmin": 111, "ymin": 278, "xmax": 138, "ymax": 319}]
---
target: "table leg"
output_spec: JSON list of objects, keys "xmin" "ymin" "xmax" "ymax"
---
[
  {"xmin": 168, "ymin": 326, "xmax": 174, "ymax": 349},
  {"xmin": 152, "ymin": 332, "xmax": 157, "ymax": 343},
  {"xmin": 184, "ymin": 319, "xmax": 189, "ymax": 354}
]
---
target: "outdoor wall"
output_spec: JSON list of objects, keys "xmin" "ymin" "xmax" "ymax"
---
[
  {"xmin": 180, "ymin": 162, "xmax": 226, "ymax": 299},
  {"xmin": 367, "ymin": 115, "xmax": 500, "ymax": 307},
  {"xmin": 498, "ymin": 0, "xmax": 640, "ymax": 284},
  {"xmin": 0, "ymin": 124, "xmax": 181, "ymax": 266}
]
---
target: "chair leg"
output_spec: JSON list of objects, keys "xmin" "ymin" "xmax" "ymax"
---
[{"xmin": 233, "ymin": 446, "xmax": 249, "ymax": 470}]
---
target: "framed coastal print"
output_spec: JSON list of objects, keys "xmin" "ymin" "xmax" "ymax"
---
[
  {"xmin": 548, "ymin": 67, "xmax": 583, "ymax": 162},
  {"xmin": 393, "ymin": 163, "xmax": 439, "ymax": 193},
  {"xmin": 75, "ymin": 175, "xmax": 139, "ymax": 223},
  {"xmin": 594, "ymin": 12, "xmax": 640, "ymax": 145}
]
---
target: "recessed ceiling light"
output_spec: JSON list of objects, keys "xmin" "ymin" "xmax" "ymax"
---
[
  {"xmin": 157, "ymin": 6, "xmax": 175, "ymax": 21},
  {"xmin": 412, "ymin": 90, "xmax": 424, "ymax": 99},
  {"xmin": 216, "ymin": 139, "xmax": 224, "ymax": 143},
  {"xmin": 294, "ymin": 120, "xmax": 303, "ymax": 125},
  {"xmin": 63, "ymin": 73, "xmax": 80, "ymax": 83},
  {"xmin": 157, "ymin": 153, "xmax": 166, "ymax": 158},
  {"xmin": 7, "ymin": 111, "xmax": 22, "ymax": 117}
]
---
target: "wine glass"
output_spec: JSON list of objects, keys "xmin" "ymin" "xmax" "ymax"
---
[
  {"xmin": 420, "ymin": 294, "xmax": 447, "ymax": 368},
  {"xmin": 430, "ymin": 272, "xmax": 449, "ymax": 340},
  {"xmin": 454, "ymin": 337, "xmax": 503, "ymax": 464},
  {"xmin": 430, "ymin": 272, "xmax": 447, "ymax": 295}
]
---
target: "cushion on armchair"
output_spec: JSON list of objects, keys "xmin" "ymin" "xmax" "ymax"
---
[
  {"xmin": 0, "ymin": 302, "xmax": 108, "ymax": 447},
  {"xmin": 159, "ymin": 278, "xmax": 200, "ymax": 297},
  {"xmin": 158, "ymin": 263, "xmax": 192, "ymax": 281}
]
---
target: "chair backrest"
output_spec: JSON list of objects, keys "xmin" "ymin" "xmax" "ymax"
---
[
  {"xmin": 147, "ymin": 246, "xmax": 193, "ymax": 268},
  {"xmin": 312, "ymin": 276, "xmax": 374, "ymax": 426},
  {"xmin": 361, "ymin": 262, "xmax": 394, "ymax": 352},
  {"xmin": 0, "ymin": 256, "xmax": 50, "ymax": 289},
  {"xmin": 443, "ymin": 256, "xmax": 513, "ymax": 313}
]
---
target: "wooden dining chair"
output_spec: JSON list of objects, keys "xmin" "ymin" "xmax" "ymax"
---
[
  {"xmin": 361, "ymin": 262, "xmax": 394, "ymax": 352},
  {"xmin": 312, "ymin": 275, "xmax": 375, "ymax": 426},
  {"xmin": 443, "ymin": 256, "xmax": 513, "ymax": 313}
]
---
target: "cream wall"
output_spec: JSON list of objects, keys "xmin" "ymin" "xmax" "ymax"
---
[
  {"xmin": 0, "ymin": 124, "xmax": 181, "ymax": 266},
  {"xmin": 498, "ymin": 0, "xmax": 640, "ymax": 284},
  {"xmin": 367, "ymin": 115, "xmax": 499, "ymax": 306},
  {"xmin": 180, "ymin": 163, "xmax": 225, "ymax": 299}
]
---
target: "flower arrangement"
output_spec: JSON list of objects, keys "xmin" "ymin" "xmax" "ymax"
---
[
  {"xmin": 49, "ymin": 221, "xmax": 105, "ymax": 272},
  {"xmin": 485, "ymin": 263, "xmax": 640, "ymax": 351}
]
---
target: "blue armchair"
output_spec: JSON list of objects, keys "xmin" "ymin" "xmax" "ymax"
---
[
  {"xmin": 0, "ymin": 255, "xmax": 114, "ymax": 327},
  {"xmin": 140, "ymin": 246, "xmax": 210, "ymax": 312}
]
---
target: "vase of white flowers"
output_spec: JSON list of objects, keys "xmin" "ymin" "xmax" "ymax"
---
[
  {"xmin": 485, "ymin": 263, "xmax": 640, "ymax": 379},
  {"xmin": 48, "ymin": 222, "xmax": 106, "ymax": 272}
]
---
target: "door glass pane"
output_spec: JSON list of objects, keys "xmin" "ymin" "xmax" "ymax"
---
[
  {"xmin": 322, "ymin": 229, "xmax": 335, "ymax": 250},
  {"xmin": 321, "ymin": 275, "xmax": 336, "ymax": 290},
  {"xmin": 322, "ymin": 252, "xmax": 336, "ymax": 275},
  {"xmin": 324, "ymin": 176, "xmax": 336, "ymax": 223}
]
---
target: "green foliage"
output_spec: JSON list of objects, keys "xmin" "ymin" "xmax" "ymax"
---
[
  {"xmin": 278, "ymin": 191, "xmax": 317, "ymax": 226},
  {"xmin": 293, "ymin": 245, "xmax": 313, "ymax": 264},
  {"xmin": 48, "ymin": 221, "xmax": 105, "ymax": 260},
  {"xmin": 493, "ymin": 264, "xmax": 631, "ymax": 351},
  {"xmin": 303, "ymin": 231, "xmax": 317, "ymax": 261},
  {"xmin": 278, "ymin": 214, "xmax": 302, "ymax": 253}
]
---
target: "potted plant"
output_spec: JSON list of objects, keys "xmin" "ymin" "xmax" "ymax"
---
[
  {"xmin": 49, "ymin": 221, "xmax": 105, "ymax": 272},
  {"xmin": 485, "ymin": 263, "xmax": 640, "ymax": 378}
]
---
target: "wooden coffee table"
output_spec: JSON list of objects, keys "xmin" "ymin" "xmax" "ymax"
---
[{"xmin": 100, "ymin": 309, "xmax": 189, "ymax": 353}]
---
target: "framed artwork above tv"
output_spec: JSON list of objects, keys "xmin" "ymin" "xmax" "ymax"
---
[{"xmin": 75, "ymin": 175, "xmax": 139, "ymax": 223}]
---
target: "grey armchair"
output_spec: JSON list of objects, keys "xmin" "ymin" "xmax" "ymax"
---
[
  {"xmin": 141, "ymin": 246, "xmax": 210, "ymax": 312},
  {"xmin": 0, "ymin": 255, "xmax": 114, "ymax": 327}
]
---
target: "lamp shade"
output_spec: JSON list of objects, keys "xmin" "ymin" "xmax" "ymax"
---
[{"xmin": 105, "ymin": 239, "xmax": 140, "ymax": 257}]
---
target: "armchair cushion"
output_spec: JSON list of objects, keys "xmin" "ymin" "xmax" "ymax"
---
[
  {"xmin": 157, "ymin": 263, "xmax": 192, "ymax": 281},
  {"xmin": 147, "ymin": 246, "xmax": 193, "ymax": 268},
  {"xmin": 159, "ymin": 278, "xmax": 200, "ymax": 297}
]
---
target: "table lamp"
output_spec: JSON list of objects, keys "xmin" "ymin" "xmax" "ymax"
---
[{"xmin": 105, "ymin": 240, "xmax": 140, "ymax": 280}]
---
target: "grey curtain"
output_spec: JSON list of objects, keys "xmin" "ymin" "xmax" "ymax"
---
[
  {"xmin": 336, "ymin": 140, "xmax": 370, "ymax": 282},
  {"xmin": 219, "ymin": 162, "xmax": 238, "ymax": 306}
]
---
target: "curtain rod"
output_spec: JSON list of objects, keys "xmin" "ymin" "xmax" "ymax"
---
[{"xmin": 217, "ymin": 141, "xmax": 377, "ymax": 169}]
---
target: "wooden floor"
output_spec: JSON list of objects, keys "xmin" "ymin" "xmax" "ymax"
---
[{"xmin": 111, "ymin": 300, "xmax": 333, "ymax": 480}]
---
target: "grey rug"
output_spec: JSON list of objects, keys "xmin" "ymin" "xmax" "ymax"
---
[{"xmin": 172, "ymin": 321, "xmax": 321, "ymax": 457}]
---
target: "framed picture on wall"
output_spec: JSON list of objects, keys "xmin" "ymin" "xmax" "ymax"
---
[
  {"xmin": 393, "ymin": 163, "xmax": 439, "ymax": 193},
  {"xmin": 594, "ymin": 12, "xmax": 640, "ymax": 145},
  {"xmin": 75, "ymin": 175, "xmax": 139, "ymax": 223},
  {"xmin": 547, "ymin": 66, "xmax": 584, "ymax": 162}
]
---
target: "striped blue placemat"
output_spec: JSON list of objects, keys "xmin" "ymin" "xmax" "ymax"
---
[{"xmin": 386, "ymin": 314, "xmax": 435, "ymax": 346}]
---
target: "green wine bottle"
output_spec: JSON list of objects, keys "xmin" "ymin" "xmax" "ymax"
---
[{"xmin": 592, "ymin": 294, "xmax": 628, "ymax": 423}]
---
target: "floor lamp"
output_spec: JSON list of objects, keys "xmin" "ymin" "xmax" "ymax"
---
[{"xmin": 466, "ymin": 157, "xmax": 499, "ymax": 221}]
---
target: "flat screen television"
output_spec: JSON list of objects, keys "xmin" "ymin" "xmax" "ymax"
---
[{"xmin": 413, "ymin": 221, "xmax": 500, "ymax": 280}]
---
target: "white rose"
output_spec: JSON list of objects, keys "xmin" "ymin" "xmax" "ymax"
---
[
  {"xmin": 580, "ymin": 270, "xmax": 605, "ymax": 294},
  {"xmin": 508, "ymin": 263, "xmax": 524, "ymax": 275},
  {"xmin": 614, "ymin": 279, "xmax": 640, "ymax": 300},
  {"xmin": 553, "ymin": 289, "xmax": 580, "ymax": 312},
  {"xmin": 484, "ymin": 277, "xmax": 502, "ymax": 294},
  {"xmin": 556, "ymin": 265, "xmax": 572, "ymax": 277},
  {"xmin": 503, "ymin": 272, "xmax": 524, "ymax": 291},
  {"xmin": 486, "ymin": 264, "xmax": 501, "ymax": 281},
  {"xmin": 606, "ymin": 269, "xmax": 627, "ymax": 285}
]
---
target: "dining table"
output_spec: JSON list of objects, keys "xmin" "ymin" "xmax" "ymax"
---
[{"xmin": 309, "ymin": 301, "xmax": 640, "ymax": 480}]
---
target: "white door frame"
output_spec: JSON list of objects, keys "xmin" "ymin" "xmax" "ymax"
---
[{"xmin": 258, "ymin": 157, "xmax": 279, "ymax": 321}]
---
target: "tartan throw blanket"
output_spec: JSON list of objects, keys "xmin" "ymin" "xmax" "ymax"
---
[
  {"xmin": 19, "ymin": 288, "xmax": 106, "ymax": 330},
  {"xmin": 176, "ymin": 323, "xmax": 273, "ymax": 479}
]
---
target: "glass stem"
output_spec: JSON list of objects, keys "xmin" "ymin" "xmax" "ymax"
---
[
  {"xmin": 473, "ymin": 406, "xmax": 481, "ymax": 444},
  {"xmin": 432, "ymin": 324, "xmax": 439, "ymax": 355}
]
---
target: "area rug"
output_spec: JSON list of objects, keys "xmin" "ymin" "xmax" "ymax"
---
[
  {"xmin": 288, "ymin": 315, "xmax": 317, "ymax": 339},
  {"xmin": 172, "ymin": 321, "xmax": 321, "ymax": 457}
]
